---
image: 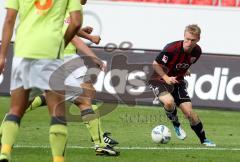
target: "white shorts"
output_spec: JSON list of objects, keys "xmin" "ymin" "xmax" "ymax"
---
[
  {"xmin": 10, "ymin": 55, "xmax": 89, "ymax": 101},
  {"xmin": 10, "ymin": 57, "xmax": 63, "ymax": 91},
  {"xmin": 64, "ymin": 54, "xmax": 89, "ymax": 101},
  {"xmin": 64, "ymin": 54, "xmax": 88, "ymax": 86},
  {"xmin": 10, "ymin": 57, "xmax": 64, "ymax": 100}
]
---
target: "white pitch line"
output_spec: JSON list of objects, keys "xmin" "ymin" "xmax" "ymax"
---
[{"xmin": 14, "ymin": 145, "xmax": 240, "ymax": 151}]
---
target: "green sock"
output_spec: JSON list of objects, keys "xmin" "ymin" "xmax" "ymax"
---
[
  {"xmin": 0, "ymin": 121, "xmax": 19, "ymax": 159},
  {"xmin": 92, "ymin": 104, "xmax": 98, "ymax": 111},
  {"xmin": 92, "ymin": 104, "xmax": 104, "ymax": 141},
  {"xmin": 85, "ymin": 118, "xmax": 105, "ymax": 148},
  {"xmin": 84, "ymin": 106, "xmax": 105, "ymax": 148},
  {"xmin": 49, "ymin": 124, "xmax": 68, "ymax": 162},
  {"xmin": 0, "ymin": 114, "xmax": 8, "ymax": 138},
  {"xmin": 26, "ymin": 95, "xmax": 46, "ymax": 112}
]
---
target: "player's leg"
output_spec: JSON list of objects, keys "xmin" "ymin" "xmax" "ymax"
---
[
  {"xmin": 74, "ymin": 82, "xmax": 106, "ymax": 148},
  {"xmin": 179, "ymin": 102, "xmax": 216, "ymax": 146},
  {"xmin": 33, "ymin": 57, "xmax": 71, "ymax": 162},
  {"xmin": 174, "ymin": 81, "xmax": 215, "ymax": 145},
  {"xmin": 26, "ymin": 93, "xmax": 46, "ymax": 112},
  {"xmin": 0, "ymin": 93, "xmax": 46, "ymax": 141},
  {"xmin": 23, "ymin": 89, "xmax": 119, "ymax": 147},
  {"xmin": 45, "ymin": 90, "xmax": 68, "ymax": 162},
  {"xmin": 159, "ymin": 93, "xmax": 186, "ymax": 140},
  {"xmin": 91, "ymin": 104, "xmax": 119, "ymax": 147},
  {"xmin": 150, "ymin": 83, "xmax": 186, "ymax": 140},
  {"xmin": 74, "ymin": 82, "xmax": 119, "ymax": 156},
  {"xmin": 0, "ymin": 94, "xmax": 46, "ymax": 143},
  {"xmin": 0, "ymin": 87, "xmax": 30, "ymax": 161},
  {"xmin": 0, "ymin": 114, "xmax": 8, "ymax": 142}
]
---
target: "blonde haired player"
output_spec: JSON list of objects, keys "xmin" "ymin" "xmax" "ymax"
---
[{"xmin": 149, "ymin": 24, "xmax": 216, "ymax": 147}]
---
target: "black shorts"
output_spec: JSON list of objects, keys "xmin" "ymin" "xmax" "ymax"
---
[{"xmin": 149, "ymin": 81, "xmax": 191, "ymax": 106}]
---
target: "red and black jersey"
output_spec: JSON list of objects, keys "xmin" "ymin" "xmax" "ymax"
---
[{"xmin": 149, "ymin": 40, "xmax": 202, "ymax": 84}]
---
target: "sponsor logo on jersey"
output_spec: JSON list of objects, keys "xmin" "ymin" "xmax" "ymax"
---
[{"xmin": 162, "ymin": 55, "xmax": 168, "ymax": 63}]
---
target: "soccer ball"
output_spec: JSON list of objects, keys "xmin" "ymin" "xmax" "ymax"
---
[{"xmin": 151, "ymin": 125, "xmax": 171, "ymax": 144}]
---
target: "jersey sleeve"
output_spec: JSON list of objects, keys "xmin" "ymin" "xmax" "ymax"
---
[
  {"xmin": 67, "ymin": 0, "xmax": 82, "ymax": 13},
  {"xmin": 155, "ymin": 48, "xmax": 172, "ymax": 66},
  {"xmin": 5, "ymin": 0, "xmax": 19, "ymax": 11}
]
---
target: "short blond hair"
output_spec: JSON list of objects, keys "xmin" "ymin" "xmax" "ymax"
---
[{"xmin": 185, "ymin": 24, "xmax": 201, "ymax": 38}]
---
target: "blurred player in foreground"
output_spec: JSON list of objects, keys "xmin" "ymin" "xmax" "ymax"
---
[
  {"xmin": 36, "ymin": 0, "xmax": 119, "ymax": 156},
  {"xmin": 0, "ymin": 0, "xmax": 119, "ymax": 157},
  {"xmin": 26, "ymin": 24, "xmax": 119, "ymax": 155},
  {"xmin": 0, "ymin": 0, "xmax": 82, "ymax": 161}
]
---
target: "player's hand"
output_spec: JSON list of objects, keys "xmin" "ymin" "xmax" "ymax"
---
[
  {"xmin": 164, "ymin": 76, "xmax": 179, "ymax": 85},
  {"xmin": 185, "ymin": 69, "xmax": 191, "ymax": 76},
  {"xmin": 81, "ymin": 26, "xmax": 93, "ymax": 34},
  {"xmin": 90, "ymin": 35, "xmax": 101, "ymax": 44},
  {"xmin": 0, "ymin": 56, "xmax": 6, "ymax": 74},
  {"xmin": 91, "ymin": 57, "xmax": 106, "ymax": 71},
  {"xmin": 95, "ymin": 59, "xmax": 106, "ymax": 71},
  {"xmin": 99, "ymin": 60, "xmax": 107, "ymax": 71}
]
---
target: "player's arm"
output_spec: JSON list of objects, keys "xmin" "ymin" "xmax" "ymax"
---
[
  {"xmin": 64, "ymin": 10, "xmax": 82, "ymax": 47},
  {"xmin": 71, "ymin": 37, "xmax": 106, "ymax": 71},
  {"xmin": 81, "ymin": 26, "xmax": 93, "ymax": 34},
  {"xmin": 0, "ymin": 8, "xmax": 18, "ymax": 74},
  {"xmin": 153, "ymin": 52, "xmax": 178, "ymax": 85},
  {"xmin": 77, "ymin": 29, "xmax": 101, "ymax": 45},
  {"xmin": 153, "ymin": 61, "xmax": 177, "ymax": 84}
]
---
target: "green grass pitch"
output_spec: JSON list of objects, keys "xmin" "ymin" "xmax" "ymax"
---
[{"xmin": 0, "ymin": 97, "xmax": 240, "ymax": 162}]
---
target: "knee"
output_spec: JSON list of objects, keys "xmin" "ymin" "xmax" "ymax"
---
[{"xmin": 163, "ymin": 99, "xmax": 175, "ymax": 110}]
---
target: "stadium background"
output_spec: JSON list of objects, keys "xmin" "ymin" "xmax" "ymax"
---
[
  {"xmin": 0, "ymin": 0, "xmax": 240, "ymax": 110},
  {"xmin": 0, "ymin": 1, "xmax": 240, "ymax": 161}
]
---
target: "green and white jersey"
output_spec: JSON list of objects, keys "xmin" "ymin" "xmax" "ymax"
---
[{"xmin": 6, "ymin": 0, "xmax": 82, "ymax": 59}]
